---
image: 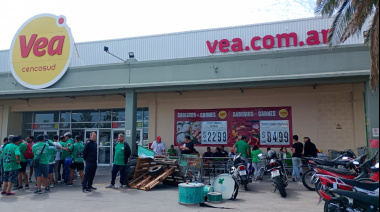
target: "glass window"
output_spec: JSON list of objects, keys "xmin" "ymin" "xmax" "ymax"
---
[
  {"xmin": 143, "ymin": 108, "xmax": 149, "ymax": 127},
  {"xmin": 71, "ymin": 110, "xmax": 99, "ymax": 123},
  {"xmin": 100, "ymin": 110, "xmax": 113, "ymax": 122},
  {"xmin": 112, "ymin": 109, "xmax": 125, "ymax": 121},
  {"xmin": 23, "ymin": 112, "xmax": 33, "ymax": 123},
  {"xmin": 60, "ymin": 111, "xmax": 71, "ymax": 123},
  {"xmin": 143, "ymin": 127, "xmax": 148, "ymax": 141},
  {"xmin": 72, "ymin": 123, "xmax": 98, "ymax": 128},
  {"xmin": 34, "ymin": 112, "xmax": 59, "ymax": 123},
  {"xmin": 137, "ymin": 108, "xmax": 143, "ymax": 122}
]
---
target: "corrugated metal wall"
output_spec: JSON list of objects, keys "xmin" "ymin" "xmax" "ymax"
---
[{"xmin": 0, "ymin": 17, "xmax": 368, "ymax": 73}]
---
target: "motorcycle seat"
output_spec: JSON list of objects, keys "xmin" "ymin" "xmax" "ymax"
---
[
  {"xmin": 331, "ymin": 189, "xmax": 380, "ymax": 207},
  {"xmin": 340, "ymin": 179, "xmax": 379, "ymax": 191},
  {"xmin": 321, "ymin": 166, "xmax": 356, "ymax": 176}
]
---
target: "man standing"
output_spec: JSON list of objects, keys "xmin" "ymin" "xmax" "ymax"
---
[
  {"xmin": 53, "ymin": 135, "xmax": 63, "ymax": 184},
  {"xmin": 67, "ymin": 136, "xmax": 85, "ymax": 186},
  {"xmin": 291, "ymin": 135, "xmax": 303, "ymax": 182},
  {"xmin": 33, "ymin": 135, "xmax": 49, "ymax": 194},
  {"xmin": 220, "ymin": 145, "xmax": 229, "ymax": 157},
  {"xmin": 44, "ymin": 134, "xmax": 57, "ymax": 188},
  {"xmin": 64, "ymin": 132, "xmax": 74, "ymax": 145},
  {"xmin": 150, "ymin": 136, "xmax": 166, "ymax": 156},
  {"xmin": 233, "ymin": 136, "xmax": 250, "ymax": 163},
  {"xmin": 82, "ymin": 132, "xmax": 98, "ymax": 192},
  {"xmin": 59, "ymin": 136, "xmax": 69, "ymax": 184},
  {"xmin": 106, "ymin": 134, "xmax": 131, "ymax": 189},
  {"xmin": 1, "ymin": 136, "xmax": 21, "ymax": 196},
  {"xmin": 26, "ymin": 136, "xmax": 35, "ymax": 183},
  {"xmin": 179, "ymin": 136, "xmax": 194, "ymax": 155},
  {"xmin": 17, "ymin": 136, "xmax": 29, "ymax": 190},
  {"xmin": 303, "ymin": 137, "xmax": 318, "ymax": 157}
]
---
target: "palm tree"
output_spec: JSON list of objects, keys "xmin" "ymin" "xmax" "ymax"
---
[{"xmin": 316, "ymin": 0, "xmax": 379, "ymax": 91}]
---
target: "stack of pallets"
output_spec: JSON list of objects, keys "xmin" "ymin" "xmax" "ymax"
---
[{"xmin": 129, "ymin": 158, "xmax": 186, "ymax": 191}]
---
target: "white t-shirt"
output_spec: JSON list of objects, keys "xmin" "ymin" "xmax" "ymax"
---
[
  {"xmin": 54, "ymin": 142, "xmax": 62, "ymax": 161},
  {"xmin": 151, "ymin": 140, "xmax": 166, "ymax": 156}
]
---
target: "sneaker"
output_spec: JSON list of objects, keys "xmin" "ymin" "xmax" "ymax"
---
[
  {"xmin": 292, "ymin": 177, "xmax": 295, "ymax": 182},
  {"xmin": 50, "ymin": 184, "xmax": 54, "ymax": 188},
  {"xmin": 6, "ymin": 192, "xmax": 16, "ymax": 196},
  {"xmin": 90, "ymin": 187, "xmax": 97, "ymax": 190},
  {"xmin": 17, "ymin": 186, "xmax": 23, "ymax": 190},
  {"xmin": 34, "ymin": 190, "xmax": 42, "ymax": 195},
  {"xmin": 41, "ymin": 185, "xmax": 45, "ymax": 189},
  {"xmin": 105, "ymin": 184, "xmax": 115, "ymax": 189},
  {"xmin": 66, "ymin": 183, "xmax": 73, "ymax": 186},
  {"xmin": 25, "ymin": 184, "xmax": 29, "ymax": 189},
  {"xmin": 1, "ymin": 191, "xmax": 6, "ymax": 195},
  {"xmin": 117, "ymin": 184, "xmax": 123, "ymax": 189},
  {"xmin": 45, "ymin": 188, "xmax": 50, "ymax": 193},
  {"xmin": 29, "ymin": 178, "xmax": 32, "ymax": 183}
]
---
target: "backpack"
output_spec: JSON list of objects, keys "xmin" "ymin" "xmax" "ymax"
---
[{"xmin": 24, "ymin": 143, "xmax": 34, "ymax": 159}]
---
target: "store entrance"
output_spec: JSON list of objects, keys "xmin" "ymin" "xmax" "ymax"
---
[{"xmin": 32, "ymin": 130, "xmax": 58, "ymax": 140}]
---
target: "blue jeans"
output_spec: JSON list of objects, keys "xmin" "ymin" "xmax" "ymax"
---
[
  {"xmin": 292, "ymin": 157, "xmax": 302, "ymax": 180},
  {"xmin": 111, "ymin": 164, "xmax": 126, "ymax": 186}
]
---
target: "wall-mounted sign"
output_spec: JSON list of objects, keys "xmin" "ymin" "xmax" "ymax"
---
[
  {"xmin": 373, "ymin": 128, "xmax": 379, "ymax": 138},
  {"xmin": 175, "ymin": 107, "xmax": 292, "ymax": 147},
  {"xmin": 32, "ymin": 123, "xmax": 58, "ymax": 130},
  {"xmin": 207, "ymin": 29, "xmax": 329, "ymax": 54},
  {"xmin": 9, "ymin": 14, "xmax": 73, "ymax": 89}
]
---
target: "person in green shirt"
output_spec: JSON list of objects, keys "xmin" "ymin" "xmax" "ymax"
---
[
  {"xmin": 66, "ymin": 135, "xmax": 85, "ymax": 186},
  {"xmin": 17, "ymin": 136, "xmax": 29, "ymax": 190},
  {"xmin": 44, "ymin": 134, "xmax": 57, "ymax": 188},
  {"xmin": 59, "ymin": 136, "xmax": 69, "ymax": 183},
  {"xmin": 32, "ymin": 135, "xmax": 50, "ymax": 194},
  {"xmin": 168, "ymin": 145, "xmax": 177, "ymax": 157},
  {"xmin": 1, "ymin": 136, "xmax": 21, "ymax": 196},
  {"xmin": 105, "ymin": 133, "xmax": 131, "ymax": 189},
  {"xmin": 233, "ymin": 136, "xmax": 251, "ymax": 163},
  {"xmin": 279, "ymin": 146, "xmax": 293, "ymax": 167},
  {"xmin": 64, "ymin": 132, "xmax": 74, "ymax": 145},
  {"xmin": 251, "ymin": 145, "xmax": 262, "ymax": 181}
]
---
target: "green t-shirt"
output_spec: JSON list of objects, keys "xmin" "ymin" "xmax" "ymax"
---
[
  {"xmin": 2, "ymin": 143, "xmax": 21, "ymax": 171},
  {"xmin": 69, "ymin": 143, "xmax": 84, "ymax": 163},
  {"xmin": 168, "ymin": 149, "xmax": 177, "ymax": 156},
  {"xmin": 19, "ymin": 142, "xmax": 28, "ymax": 162},
  {"xmin": 114, "ymin": 142, "xmax": 125, "ymax": 165},
  {"xmin": 32, "ymin": 142, "xmax": 49, "ymax": 165},
  {"xmin": 67, "ymin": 138, "xmax": 74, "ymax": 145},
  {"xmin": 251, "ymin": 149, "xmax": 262, "ymax": 163},
  {"xmin": 234, "ymin": 140, "xmax": 250, "ymax": 158},
  {"xmin": 47, "ymin": 141, "xmax": 57, "ymax": 164},
  {"xmin": 59, "ymin": 142, "xmax": 68, "ymax": 160}
]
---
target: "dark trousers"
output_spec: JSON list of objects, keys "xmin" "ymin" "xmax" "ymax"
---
[
  {"xmin": 83, "ymin": 162, "xmax": 97, "ymax": 189},
  {"xmin": 60, "ymin": 160, "xmax": 66, "ymax": 182},
  {"xmin": 111, "ymin": 164, "xmax": 126, "ymax": 186},
  {"xmin": 1, "ymin": 159, "xmax": 3, "ymax": 185}
]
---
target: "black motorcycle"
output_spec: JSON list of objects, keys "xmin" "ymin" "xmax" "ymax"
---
[
  {"xmin": 259, "ymin": 150, "xmax": 288, "ymax": 197},
  {"xmin": 231, "ymin": 153, "xmax": 249, "ymax": 191}
]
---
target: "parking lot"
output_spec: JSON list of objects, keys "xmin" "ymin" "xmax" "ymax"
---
[{"xmin": 0, "ymin": 166, "xmax": 323, "ymax": 212}]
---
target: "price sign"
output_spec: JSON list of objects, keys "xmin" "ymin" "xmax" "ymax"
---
[
  {"xmin": 201, "ymin": 121, "xmax": 227, "ymax": 144},
  {"xmin": 260, "ymin": 120, "xmax": 290, "ymax": 145}
]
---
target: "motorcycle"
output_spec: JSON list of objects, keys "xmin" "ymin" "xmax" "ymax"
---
[
  {"xmin": 259, "ymin": 150, "xmax": 288, "ymax": 197},
  {"xmin": 302, "ymin": 151, "xmax": 367, "ymax": 191},
  {"xmin": 230, "ymin": 153, "xmax": 249, "ymax": 191}
]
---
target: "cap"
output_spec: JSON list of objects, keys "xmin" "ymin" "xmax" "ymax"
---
[
  {"xmin": 64, "ymin": 132, "xmax": 72, "ymax": 137},
  {"xmin": 156, "ymin": 136, "xmax": 161, "ymax": 141}
]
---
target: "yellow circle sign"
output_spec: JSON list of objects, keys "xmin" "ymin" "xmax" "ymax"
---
[
  {"xmin": 9, "ymin": 14, "xmax": 73, "ymax": 89},
  {"xmin": 279, "ymin": 109, "xmax": 289, "ymax": 118}
]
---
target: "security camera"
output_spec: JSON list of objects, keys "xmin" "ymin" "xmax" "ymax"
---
[{"xmin": 104, "ymin": 46, "xmax": 109, "ymax": 52}]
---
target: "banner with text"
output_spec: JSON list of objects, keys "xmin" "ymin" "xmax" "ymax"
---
[{"xmin": 175, "ymin": 107, "xmax": 292, "ymax": 147}]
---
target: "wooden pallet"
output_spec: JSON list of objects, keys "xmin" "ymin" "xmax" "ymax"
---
[{"xmin": 129, "ymin": 157, "xmax": 186, "ymax": 191}]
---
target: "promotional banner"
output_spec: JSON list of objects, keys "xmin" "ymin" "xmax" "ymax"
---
[{"xmin": 175, "ymin": 107, "xmax": 292, "ymax": 148}]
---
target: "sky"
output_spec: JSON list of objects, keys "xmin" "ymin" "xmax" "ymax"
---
[{"xmin": 0, "ymin": 0, "xmax": 316, "ymax": 50}]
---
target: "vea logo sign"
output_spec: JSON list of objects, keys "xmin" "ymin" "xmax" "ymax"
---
[{"xmin": 9, "ymin": 14, "xmax": 73, "ymax": 89}]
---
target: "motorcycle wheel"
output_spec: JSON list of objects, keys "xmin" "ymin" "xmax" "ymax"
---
[
  {"xmin": 302, "ymin": 169, "xmax": 317, "ymax": 191},
  {"xmin": 243, "ymin": 180, "xmax": 248, "ymax": 191},
  {"xmin": 275, "ymin": 176, "xmax": 287, "ymax": 197},
  {"xmin": 324, "ymin": 199, "xmax": 342, "ymax": 212}
]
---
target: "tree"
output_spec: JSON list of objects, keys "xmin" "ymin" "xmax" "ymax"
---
[{"xmin": 316, "ymin": 0, "xmax": 379, "ymax": 91}]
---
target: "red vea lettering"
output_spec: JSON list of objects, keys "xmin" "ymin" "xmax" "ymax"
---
[
  {"xmin": 321, "ymin": 29, "xmax": 330, "ymax": 44},
  {"xmin": 306, "ymin": 30, "xmax": 321, "ymax": 46},
  {"xmin": 219, "ymin": 39, "xmax": 230, "ymax": 53},
  {"xmin": 19, "ymin": 34, "xmax": 37, "ymax": 58},
  {"xmin": 33, "ymin": 37, "xmax": 48, "ymax": 57},
  {"xmin": 251, "ymin": 36, "xmax": 262, "ymax": 50},
  {"xmin": 206, "ymin": 40, "xmax": 218, "ymax": 54},
  {"xmin": 276, "ymin": 33, "xmax": 298, "ymax": 48},
  {"xmin": 48, "ymin": 35, "xmax": 65, "ymax": 56},
  {"xmin": 263, "ymin": 35, "xmax": 275, "ymax": 49},
  {"xmin": 231, "ymin": 38, "xmax": 243, "ymax": 52}
]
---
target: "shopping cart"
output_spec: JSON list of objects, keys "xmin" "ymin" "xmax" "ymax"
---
[{"xmin": 180, "ymin": 154, "xmax": 202, "ymax": 182}]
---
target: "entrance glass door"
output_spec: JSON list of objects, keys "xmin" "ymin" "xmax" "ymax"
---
[
  {"xmin": 136, "ymin": 129, "xmax": 143, "ymax": 146},
  {"xmin": 98, "ymin": 129, "xmax": 111, "ymax": 165},
  {"xmin": 32, "ymin": 130, "xmax": 58, "ymax": 140}
]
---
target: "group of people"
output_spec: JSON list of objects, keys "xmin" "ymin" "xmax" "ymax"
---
[{"xmin": 0, "ymin": 132, "xmax": 99, "ymax": 196}]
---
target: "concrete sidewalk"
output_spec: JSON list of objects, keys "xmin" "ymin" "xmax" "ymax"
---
[{"xmin": 0, "ymin": 166, "xmax": 323, "ymax": 212}]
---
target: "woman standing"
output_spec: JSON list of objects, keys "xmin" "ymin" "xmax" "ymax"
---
[{"xmin": 251, "ymin": 145, "xmax": 262, "ymax": 181}]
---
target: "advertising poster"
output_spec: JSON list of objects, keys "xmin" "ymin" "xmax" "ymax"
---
[{"xmin": 175, "ymin": 107, "xmax": 292, "ymax": 147}]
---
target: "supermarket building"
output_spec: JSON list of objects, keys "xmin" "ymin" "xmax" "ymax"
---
[{"xmin": 0, "ymin": 14, "xmax": 378, "ymax": 165}]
